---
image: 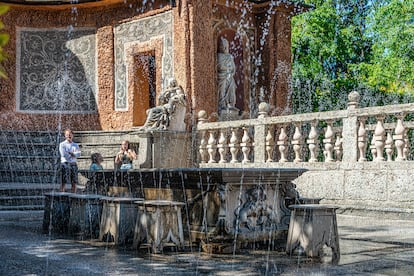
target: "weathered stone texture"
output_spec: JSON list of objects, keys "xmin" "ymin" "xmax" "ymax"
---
[
  {"xmin": 0, "ymin": 1, "xmax": 296, "ymax": 131},
  {"xmin": 293, "ymin": 162, "xmax": 414, "ymax": 210},
  {"xmin": 344, "ymin": 170, "xmax": 387, "ymax": 201},
  {"xmin": 388, "ymin": 170, "xmax": 414, "ymax": 202},
  {"xmin": 295, "ymin": 170, "xmax": 345, "ymax": 200}
]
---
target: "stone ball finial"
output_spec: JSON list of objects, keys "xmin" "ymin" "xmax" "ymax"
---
[
  {"xmin": 348, "ymin": 91, "xmax": 360, "ymax": 109},
  {"xmin": 258, "ymin": 102, "xmax": 270, "ymax": 118},
  {"xmin": 348, "ymin": 91, "xmax": 360, "ymax": 103},
  {"xmin": 198, "ymin": 110, "xmax": 207, "ymax": 119},
  {"xmin": 197, "ymin": 110, "xmax": 208, "ymax": 125}
]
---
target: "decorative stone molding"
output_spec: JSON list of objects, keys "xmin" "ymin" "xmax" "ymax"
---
[{"xmin": 114, "ymin": 11, "xmax": 173, "ymax": 110}]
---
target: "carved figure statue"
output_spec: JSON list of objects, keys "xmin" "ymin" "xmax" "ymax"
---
[
  {"xmin": 139, "ymin": 78, "xmax": 186, "ymax": 131},
  {"xmin": 217, "ymin": 37, "xmax": 237, "ymax": 112},
  {"xmin": 234, "ymin": 185, "xmax": 277, "ymax": 232}
]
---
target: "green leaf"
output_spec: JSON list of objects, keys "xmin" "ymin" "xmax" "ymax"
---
[{"xmin": 0, "ymin": 5, "xmax": 9, "ymax": 16}]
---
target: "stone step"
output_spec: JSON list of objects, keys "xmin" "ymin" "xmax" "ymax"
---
[
  {"xmin": 0, "ymin": 156, "xmax": 59, "ymax": 170},
  {"xmin": 0, "ymin": 171, "xmax": 58, "ymax": 183},
  {"xmin": 0, "ymin": 195, "xmax": 45, "ymax": 207},
  {"xmin": 76, "ymin": 130, "xmax": 132, "ymax": 144},
  {"xmin": 77, "ymin": 146, "xmax": 119, "ymax": 160},
  {"xmin": 0, "ymin": 130, "xmax": 134, "ymax": 209},
  {"xmin": 0, "ymin": 183, "xmax": 58, "ymax": 194},
  {"xmin": 0, "ymin": 131, "xmax": 59, "ymax": 144},
  {"xmin": 0, "ymin": 143, "xmax": 58, "ymax": 156},
  {"xmin": 0, "ymin": 204, "xmax": 44, "ymax": 211},
  {"xmin": 77, "ymin": 159, "xmax": 116, "ymax": 170},
  {"xmin": 0, "ymin": 182, "xmax": 59, "ymax": 211}
]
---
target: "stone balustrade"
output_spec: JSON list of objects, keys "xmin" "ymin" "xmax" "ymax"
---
[{"xmin": 197, "ymin": 91, "xmax": 414, "ymax": 166}]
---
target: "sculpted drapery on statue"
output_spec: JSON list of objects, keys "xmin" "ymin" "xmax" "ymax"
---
[
  {"xmin": 139, "ymin": 78, "xmax": 186, "ymax": 131},
  {"xmin": 217, "ymin": 37, "xmax": 237, "ymax": 112}
]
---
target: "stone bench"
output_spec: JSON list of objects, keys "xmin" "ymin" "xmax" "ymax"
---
[
  {"xmin": 133, "ymin": 200, "xmax": 185, "ymax": 253},
  {"xmin": 99, "ymin": 196, "xmax": 144, "ymax": 245},
  {"xmin": 68, "ymin": 194, "xmax": 103, "ymax": 239},
  {"xmin": 43, "ymin": 192, "xmax": 72, "ymax": 234},
  {"xmin": 286, "ymin": 204, "xmax": 340, "ymax": 264}
]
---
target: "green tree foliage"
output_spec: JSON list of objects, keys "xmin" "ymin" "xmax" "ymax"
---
[
  {"xmin": 355, "ymin": 0, "xmax": 414, "ymax": 94},
  {"xmin": 291, "ymin": 0, "xmax": 414, "ymax": 112},
  {"xmin": 0, "ymin": 5, "xmax": 9, "ymax": 79}
]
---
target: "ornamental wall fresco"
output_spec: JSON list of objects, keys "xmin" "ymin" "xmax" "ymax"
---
[{"xmin": 16, "ymin": 27, "xmax": 97, "ymax": 113}]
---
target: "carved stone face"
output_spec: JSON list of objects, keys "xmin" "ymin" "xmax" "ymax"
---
[
  {"xmin": 168, "ymin": 78, "xmax": 177, "ymax": 88},
  {"xmin": 219, "ymin": 37, "xmax": 229, "ymax": 54}
]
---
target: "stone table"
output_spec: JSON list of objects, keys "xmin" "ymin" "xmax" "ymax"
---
[
  {"xmin": 99, "ymin": 196, "xmax": 144, "ymax": 245},
  {"xmin": 43, "ymin": 192, "xmax": 72, "ymax": 234},
  {"xmin": 286, "ymin": 204, "xmax": 340, "ymax": 264},
  {"xmin": 133, "ymin": 200, "xmax": 185, "ymax": 253},
  {"xmin": 68, "ymin": 194, "xmax": 102, "ymax": 239}
]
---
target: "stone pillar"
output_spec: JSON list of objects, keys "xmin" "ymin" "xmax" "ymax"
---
[
  {"xmin": 341, "ymin": 91, "xmax": 360, "ymax": 162},
  {"xmin": 254, "ymin": 102, "xmax": 270, "ymax": 163},
  {"xmin": 136, "ymin": 132, "xmax": 154, "ymax": 168},
  {"xmin": 151, "ymin": 131, "xmax": 191, "ymax": 168}
]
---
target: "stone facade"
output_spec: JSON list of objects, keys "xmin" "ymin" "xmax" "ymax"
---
[{"xmin": 0, "ymin": 1, "xmax": 306, "ymax": 131}]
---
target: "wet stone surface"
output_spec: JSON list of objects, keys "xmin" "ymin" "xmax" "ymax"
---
[{"xmin": 1, "ymin": 210, "xmax": 414, "ymax": 275}]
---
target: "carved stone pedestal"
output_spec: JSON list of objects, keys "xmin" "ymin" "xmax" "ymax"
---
[
  {"xmin": 99, "ymin": 197, "xmax": 144, "ymax": 244},
  {"xmin": 133, "ymin": 200, "xmax": 185, "ymax": 253},
  {"xmin": 286, "ymin": 204, "xmax": 340, "ymax": 264},
  {"xmin": 219, "ymin": 108, "xmax": 240, "ymax": 121},
  {"xmin": 68, "ymin": 194, "xmax": 102, "ymax": 239}
]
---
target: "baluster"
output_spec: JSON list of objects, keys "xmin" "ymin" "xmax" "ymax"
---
[
  {"xmin": 229, "ymin": 128, "xmax": 240, "ymax": 163},
  {"xmin": 265, "ymin": 126, "xmax": 275, "ymax": 162},
  {"xmin": 373, "ymin": 115, "xmax": 385, "ymax": 161},
  {"xmin": 199, "ymin": 131, "xmax": 208, "ymax": 163},
  {"xmin": 393, "ymin": 113, "xmax": 406, "ymax": 161},
  {"xmin": 334, "ymin": 134, "xmax": 343, "ymax": 162},
  {"xmin": 385, "ymin": 132, "xmax": 394, "ymax": 161},
  {"xmin": 357, "ymin": 117, "xmax": 367, "ymax": 162},
  {"xmin": 197, "ymin": 110, "xmax": 209, "ymax": 164},
  {"xmin": 207, "ymin": 130, "xmax": 217, "ymax": 163},
  {"xmin": 277, "ymin": 125, "xmax": 288, "ymax": 162},
  {"xmin": 217, "ymin": 129, "xmax": 228, "ymax": 163},
  {"xmin": 370, "ymin": 135, "xmax": 377, "ymax": 160},
  {"xmin": 403, "ymin": 131, "xmax": 409, "ymax": 160},
  {"xmin": 307, "ymin": 120, "xmax": 318, "ymax": 163},
  {"xmin": 240, "ymin": 127, "xmax": 251, "ymax": 163},
  {"xmin": 323, "ymin": 120, "xmax": 334, "ymax": 162},
  {"xmin": 292, "ymin": 123, "xmax": 302, "ymax": 162}
]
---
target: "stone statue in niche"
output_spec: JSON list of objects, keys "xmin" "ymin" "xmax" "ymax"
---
[
  {"xmin": 217, "ymin": 37, "xmax": 239, "ymax": 115},
  {"xmin": 139, "ymin": 78, "xmax": 187, "ymax": 131}
]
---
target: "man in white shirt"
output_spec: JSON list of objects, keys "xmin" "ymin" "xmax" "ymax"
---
[{"xmin": 59, "ymin": 129, "xmax": 81, "ymax": 192}]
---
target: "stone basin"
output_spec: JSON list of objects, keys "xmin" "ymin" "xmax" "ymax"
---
[{"xmin": 80, "ymin": 168, "xmax": 307, "ymax": 248}]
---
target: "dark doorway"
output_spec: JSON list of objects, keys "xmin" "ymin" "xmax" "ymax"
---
[{"xmin": 133, "ymin": 53, "xmax": 156, "ymax": 126}]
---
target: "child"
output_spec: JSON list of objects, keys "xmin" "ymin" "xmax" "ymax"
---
[{"xmin": 90, "ymin": 152, "xmax": 104, "ymax": 171}]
